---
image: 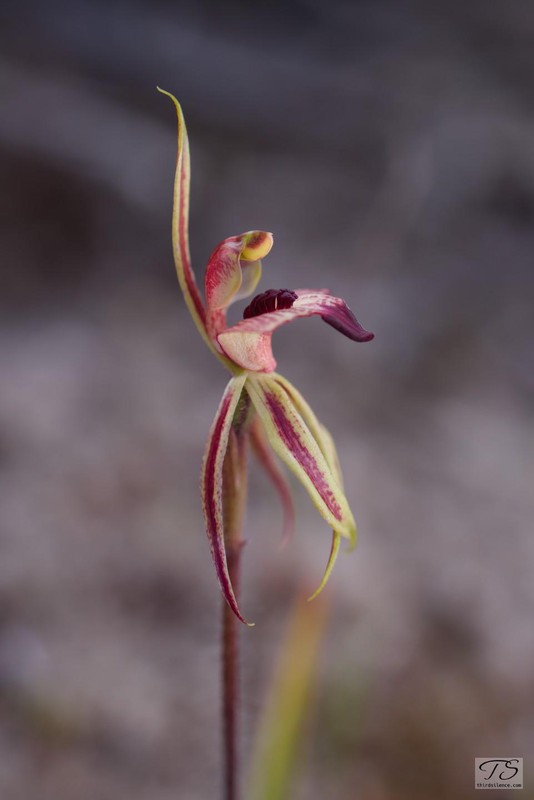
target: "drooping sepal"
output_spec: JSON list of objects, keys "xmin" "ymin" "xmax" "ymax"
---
[
  {"xmin": 201, "ymin": 374, "xmax": 251, "ymax": 624},
  {"xmin": 271, "ymin": 374, "xmax": 357, "ymax": 597},
  {"xmin": 245, "ymin": 375, "xmax": 356, "ymax": 541},
  {"xmin": 250, "ymin": 416, "xmax": 295, "ymax": 545},
  {"xmin": 273, "ymin": 377, "xmax": 351, "ymax": 529},
  {"xmin": 308, "ymin": 531, "xmax": 341, "ymax": 601}
]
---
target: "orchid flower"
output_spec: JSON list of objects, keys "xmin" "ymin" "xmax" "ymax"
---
[{"xmin": 159, "ymin": 90, "xmax": 374, "ymax": 625}]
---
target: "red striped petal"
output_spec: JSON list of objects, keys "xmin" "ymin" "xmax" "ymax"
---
[
  {"xmin": 245, "ymin": 376, "xmax": 356, "ymax": 539},
  {"xmin": 273, "ymin": 373, "xmax": 356, "ymax": 595},
  {"xmin": 201, "ymin": 374, "xmax": 251, "ymax": 624}
]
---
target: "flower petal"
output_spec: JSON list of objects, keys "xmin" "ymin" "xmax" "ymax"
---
[
  {"xmin": 201, "ymin": 374, "xmax": 251, "ymax": 625},
  {"xmin": 205, "ymin": 231, "xmax": 273, "ymax": 313},
  {"xmin": 307, "ymin": 420, "xmax": 346, "ymax": 600},
  {"xmin": 274, "ymin": 375, "xmax": 349, "ymax": 512},
  {"xmin": 250, "ymin": 416, "xmax": 295, "ymax": 545},
  {"xmin": 273, "ymin": 374, "xmax": 356, "ymax": 599},
  {"xmin": 307, "ymin": 531, "xmax": 341, "ymax": 602},
  {"xmin": 218, "ymin": 330, "xmax": 277, "ymax": 373},
  {"xmin": 218, "ymin": 289, "xmax": 373, "ymax": 372},
  {"xmin": 245, "ymin": 376, "xmax": 356, "ymax": 540},
  {"xmin": 158, "ymin": 89, "xmax": 218, "ymax": 353}
]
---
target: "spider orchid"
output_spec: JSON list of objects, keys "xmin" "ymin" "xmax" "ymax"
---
[{"xmin": 159, "ymin": 90, "xmax": 374, "ymax": 624}]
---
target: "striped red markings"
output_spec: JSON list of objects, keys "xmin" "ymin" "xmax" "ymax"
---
[{"xmin": 262, "ymin": 391, "xmax": 343, "ymax": 522}]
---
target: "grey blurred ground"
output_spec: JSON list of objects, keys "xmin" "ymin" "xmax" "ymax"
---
[{"xmin": 1, "ymin": 1, "xmax": 533, "ymax": 798}]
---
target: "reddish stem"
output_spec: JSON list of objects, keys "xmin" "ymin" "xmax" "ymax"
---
[
  {"xmin": 222, "ymin": 543, "xmax": 241, "ymax": 800},
  {"xmin": 221, "ymin": 429, "xmax": 248, "ymax": 800}
]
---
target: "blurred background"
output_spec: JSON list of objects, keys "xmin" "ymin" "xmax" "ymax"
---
[{"xmin": 1, "ymin": 1, "xmax": 533, "ymax": 798}]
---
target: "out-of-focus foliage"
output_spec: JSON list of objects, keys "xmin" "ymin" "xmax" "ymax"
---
[{"xmin": 248, "ymin": 590, "xmax": 328, "ymax": 800}]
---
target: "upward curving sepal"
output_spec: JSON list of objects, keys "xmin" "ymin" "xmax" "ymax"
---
[
  {"xmin": 201, "ymin": 374, "xmax": 251, "ymax": 625},
  {"xmin": 159, "ymin": 89, "xmax": 230, "ymax": 365},
  {"xmin": 245, "ymin": 375, "xmax": 356, "ymax": 541}
]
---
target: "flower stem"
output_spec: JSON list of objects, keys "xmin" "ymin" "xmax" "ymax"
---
[
  {"xmin": 221, "ymin": 429, "xmax": 248, "ymax": 800},
  {"xmin": 222, "ymin": 546, "xmax": 241, "ymax": 800}
]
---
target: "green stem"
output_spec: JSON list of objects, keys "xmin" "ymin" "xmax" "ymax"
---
[{"xmin": 221, "ymin": 428, "xmax": 248, "ymax": 800}]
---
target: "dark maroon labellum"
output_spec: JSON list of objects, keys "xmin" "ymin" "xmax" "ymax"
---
[{"xmin": 243, "ymin": 289, "xmax": 298, "ymax": 319}]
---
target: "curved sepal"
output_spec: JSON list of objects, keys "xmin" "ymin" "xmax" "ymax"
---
[
  {"xmin": 273, "ymin": 375, "xmax": 333, "ymax": 462},
  {"xmin": 308, "ymin": 531, "xmax": 341, "ymax": 601},
  {"xmin": 273, "ymin": 374, "xmax": 357, "ymax": 599},
  {"xmin": 201, "ymin": 374, "xmax": 251, "ymax": 625},
  {"xmin": 274, "ymin": 377, "xmax": 350, "ymax": 513},
  {"xmin": 307, "ymin": 421, "xmax": 345, "ymax": 600},
  {"xmin": 245, "ymin": 376, "xmax": 356, "ymax": 540},
  {"xmin": 218, "ymin": 289, "xmax": 373, "ymax": 372},
  {"xmin": 250, "ymin": 416, "xmax": 295, "ymax": 545},
  {"xmin": 159, "ymin": 89, "xmax": 232, "ymax": 367}
]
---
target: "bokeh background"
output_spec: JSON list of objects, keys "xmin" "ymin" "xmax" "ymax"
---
[{"xmin": 1, "ymin": 1, "xmax": 533, "ymax": 798}]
